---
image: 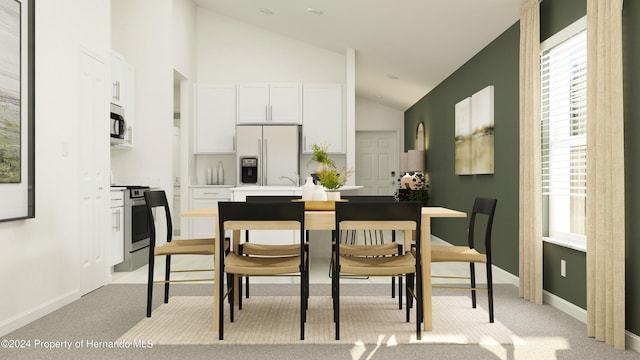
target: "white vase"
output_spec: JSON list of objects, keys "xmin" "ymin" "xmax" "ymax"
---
[
  {"xmin": 302, "ymin": 176, "xmax": 315, "ymax": 200},
  {"xmin": 312, "ymin": 184, "xmax": 327, "ymax": 201},
  {"xmin": 326, "ymin": 191, "xmax": 341, "ymax": 201}
]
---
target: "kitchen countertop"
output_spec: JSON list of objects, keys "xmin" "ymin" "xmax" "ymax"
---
[{"xmin": 229, "ymin": 185, "xmax": 363, "ymax": 191}]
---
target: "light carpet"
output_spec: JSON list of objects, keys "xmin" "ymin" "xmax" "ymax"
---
[{"xmin": 119, "ymin": 296, "xmax": 521, "ymax": 345}]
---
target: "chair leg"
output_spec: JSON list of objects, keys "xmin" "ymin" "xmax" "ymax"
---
[
  {"xmin": 399, "ymin": 276, "xmax": 403, "ymax": 309},
  {"xmin": 300, "ymin": 268, "xmax": 306, "ymax": 340},
  {"xmin": 405, "ymin": 274, "xmax": 410, "ymax": 322},
  {"xmin": 486, "ymin": 261, "xmax": 495, "ymax": 323},
  {"xmin": 238, "ymin": 276, "xmax": 243, "ymax": 310},
  {"xmin": 392, "ymin": 276, "xmax": 396, "ymax": 298},
  {"xmin": 218, "ymin": 268, "xmax": 225, "ymax": 340},
  {"xmin": 164, "ymin": 255, "xmax": 171, "ymax": 304},
  {"xmin": 229, "ymin": 274, "xmax": 235, "ymax": 323},
  {"xmin": 416, "ymin": 270, "xmax": 422, "ymax": 341},
  {"xmin": 335, "ymin": 262, "xmax": 340, "ymax": 340},
  {"xmin": 146, "ymin": 254, "xmax": 155, "ymax": 317},
  {"xmin": 470, "ymin": 262, "xmax": 477, "ymax": 309}
]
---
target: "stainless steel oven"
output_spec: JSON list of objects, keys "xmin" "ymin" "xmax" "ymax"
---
[{"xmin": 114, "ymin": 186, "xmax": 150, "ymax": 272}]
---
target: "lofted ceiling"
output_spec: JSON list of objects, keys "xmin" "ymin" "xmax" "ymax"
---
[{"xmin": 193, "ymin": 0, "xmax": 525, "ymax": 111}]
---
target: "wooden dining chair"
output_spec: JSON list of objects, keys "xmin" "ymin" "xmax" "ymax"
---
[
  {"xmin": 431, "ymin": 197, "xmax": 498, "ymax": 322},
  {"xmin": 217, "ymin": 201, "xmax": 307, "ymax": 340},
  {"xmin": 144, "ymin": 190, "xmax": 228, "ymax": 317},
  {"xmin": 333, "ymin": 201, "xmax": 423, "ymax": 341}
]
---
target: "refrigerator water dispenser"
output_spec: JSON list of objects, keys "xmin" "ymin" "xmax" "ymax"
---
[{"xmin": 240, "ymin": 157, "xmax": 258, "ymax": 184}]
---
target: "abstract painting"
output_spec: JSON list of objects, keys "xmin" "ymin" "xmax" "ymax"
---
[
  {"xmin": 0, "ymin": 0, "xmax": 34, "ymax": 221},
  {"xmin": 455, "ymin": 86, "xmax": 494, "ymax": 175}
]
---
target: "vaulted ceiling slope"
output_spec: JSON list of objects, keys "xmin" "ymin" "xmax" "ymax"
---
[{"xmin": 194, "ymin": 0, "xmax": 525, "ymax": 111}]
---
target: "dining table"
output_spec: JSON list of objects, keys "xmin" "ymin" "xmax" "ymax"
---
[{"xmin": 181, "ymin": 205, "xmax": 466, "ymax": 333}]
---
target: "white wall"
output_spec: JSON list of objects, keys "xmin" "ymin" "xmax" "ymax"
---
[
  {"xmin": 355, "ymin": 96, "xmax": 405, "ymax": 134},
  {"xmin": 110, "ymin": 0, "xmax": 174, "ymax": 197},
  {"xmin": 172, "ymin": 0, "xmax": 197, "ymax": 235},
  {"xmin": 196, "ymin": 10, "xmax": 346, "ymax": 83},
  {"xmin": 0, "ymin": 0, "xmax": 111, "ymax": 336}
]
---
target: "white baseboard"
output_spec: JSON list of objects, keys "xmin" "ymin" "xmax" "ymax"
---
[
  {"xmin": 543, "ymin": 290, "xmax": 587, "ymax": 323},
  {"xmin": 542, "ymin": 291, "xmax": 640, "ymax": 352},
  {"xmin": 432, "ymin": 235, "xmax": 639, "ymax": 352},
  {"xmin": 0, "ymin": 290, "xmax": 79, "ymax": 337}
]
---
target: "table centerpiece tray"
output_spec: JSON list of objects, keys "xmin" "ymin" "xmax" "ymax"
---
[{"xmin": 291, "ymin": 199, "xmax": 348, "ymax": 211}]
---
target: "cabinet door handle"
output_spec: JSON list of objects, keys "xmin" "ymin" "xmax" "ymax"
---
[
  {"xmin": 263, "ymin": 138, "xmax": 268, "ymax": 185},
  {"xmin": 115, "ymin": 80, "xmax": 121, "ymax": 101},
  {"xmin": 265, "ymin": 105, "xmax": 269, "ymax": 122},
  {"xmin": 203, "ymin": 192, "xmax": 220, "ymax": 195}
]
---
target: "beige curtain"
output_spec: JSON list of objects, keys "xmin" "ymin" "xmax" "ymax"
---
[
  {"xmin": 518, "ymin": 0, "xmax": 543, "ymax": 305},
  {"xmin": 586, "ymin": 0, "xmax": 625, "ymax": 350}
]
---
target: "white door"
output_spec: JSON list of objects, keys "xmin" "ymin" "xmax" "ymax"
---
[
  {"xmin": 79, "ymin": 51, "xmax": 108, "ymax": 295},
  {"xmin": 356, "ymin": 131, "xmax": 399, "ymax": 195}
]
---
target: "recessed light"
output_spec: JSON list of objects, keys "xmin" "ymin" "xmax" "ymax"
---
[
  {"xmin": 307, "ymin": 7, "xmax": 323, "ymax": 15},
  {"xmin": 259, "ymin": 8, "xmax": 274, "ymax": 15},
  {"xmin": 387, "ymin": 74, "xmax": 399, "ymax": 80}
]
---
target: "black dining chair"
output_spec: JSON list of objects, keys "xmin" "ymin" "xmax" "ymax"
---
[
  {"xmin": 334, "ymin": 195, "xmax": 404, "ymax": 307},
  {"xmin": 217, "ymin": 201, "xmax": 307, "ymax": 340},
  {"xmin": 332, "ymin": 201, "xmax": 423, "ymax": 341},
  {"xmin": 144, "ymin": 190, "xmax": 228, "ymax": 318},
  {"xmin": 431, "ymin": 197, "xmax": 498, "ymax": 322},
  {"xmin": 240, "ymin": 196, "xmax": 305, "ymax": 305}
]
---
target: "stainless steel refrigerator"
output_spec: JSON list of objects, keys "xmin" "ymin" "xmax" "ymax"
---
[{"xmin": 236, "ymin": 125, "xmax": 300, "ymax": 186}]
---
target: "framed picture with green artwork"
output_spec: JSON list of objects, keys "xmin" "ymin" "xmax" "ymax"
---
[{"xmin": 0, "ymin": 0, "xmax": 35, "ymax": 221}]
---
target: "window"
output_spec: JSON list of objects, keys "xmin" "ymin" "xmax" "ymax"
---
[{"xmin": 540, "ymin": 18, "xmax": 587, "ymax": 250}]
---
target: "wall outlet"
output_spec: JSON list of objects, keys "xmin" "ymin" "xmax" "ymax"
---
[{"xmin": 560, "ymin": 259, "xmax": 567, "ymax": 277}]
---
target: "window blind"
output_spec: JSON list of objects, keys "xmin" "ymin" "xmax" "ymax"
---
[{"xmin": 541, "ymin": 30, "xmax": 587, "ymax": 197}]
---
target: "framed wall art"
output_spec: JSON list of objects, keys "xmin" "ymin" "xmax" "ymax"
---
[
  {"xmin": 0, "ymin": 0, "xmax": 35, "ymax": 221},
  {"xmin": 454, "ymin": 85, "xmax": 494, "ymax": 175}
]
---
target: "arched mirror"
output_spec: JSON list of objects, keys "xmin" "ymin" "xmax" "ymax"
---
[{"xmin": 415, "ymin": 122, "xmax": 425, "ymax": 150}]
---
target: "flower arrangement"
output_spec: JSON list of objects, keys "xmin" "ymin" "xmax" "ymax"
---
[
  {"xmin": 307, "ymin": 143, "xmax": 351, "ymax": 190},
  {"xmin": 316, "ymin": 168, "xmax": 351, "ymax": 190},
  {"xmin": 396, "ymin": 171, "xmax": 430, "ymax": 205}
]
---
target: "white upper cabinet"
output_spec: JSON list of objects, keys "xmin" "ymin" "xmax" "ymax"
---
[
  {"xmin": 194, "ymin": 84, "xmax": 236, "ymax": 153},
  {"xmin": 111, "ymin": 50, "xmax": 135, "ymax": 149},
  {"xmin": 237, "ymin": 83, "xmax": 301, "ymax": 124},
  {"xmin": 111, "ymin": 51, "xmax": 125, "ymax": 106},
  {"xmin": 302, "ymin": 83, "xmax": 344, "ymax": 153}
]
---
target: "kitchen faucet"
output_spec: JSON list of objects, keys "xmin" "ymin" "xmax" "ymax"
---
[{"xmin": 279, "ymin": 173, "xmax": 299, "ymax": 186}]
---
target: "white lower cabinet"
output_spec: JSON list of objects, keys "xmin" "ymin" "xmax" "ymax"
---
[
  {"xmin": 110, "ymin": 190, "xmax": 124, "ymax": 266},
  {"xmin": 189, "ymin": 187, "xmax": 231, "ymax": 239}
]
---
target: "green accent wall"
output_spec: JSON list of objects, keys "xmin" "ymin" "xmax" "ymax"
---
[
  {"xmin": 405, "ymin": 0, "xmax": 640, "ymax": 335},
  {"xmin": 405, "ymin": 21, "xmax": 521, "ymax": 276}
]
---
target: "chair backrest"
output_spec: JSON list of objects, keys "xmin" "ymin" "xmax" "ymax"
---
[
  {"xmin": 218, "ymin": 201, "xmax": 305, "ymax": 243},
  {"xmin": 335, "ymin": 201, "xmax": 422, "ymax": 246},
  {"xmin": 143, "ymin": 190, "xmax": 172, "ymax": 247},
  {"xmin": 245, "ymin": 195, "xmax": 301, "ymax": 202},
  {"xmin": 467, "ymin": 197, "xmax": 498, "ymax": 256},
  {"xmin": 340, "ymin": 195, "xmax": 396, "ymax": 203},
  {"xmin": 338, "ymin": 196, "xmax": 397, "ymax": 244}
]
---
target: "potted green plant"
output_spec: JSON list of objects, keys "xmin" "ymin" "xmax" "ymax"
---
[
  {"xmin": 306, "ymin": 143, "xmax": 335, "ymax": 172},
  {"xmin": 316, "ymin": 169, "xmax": 348, "ymax": 190}
]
